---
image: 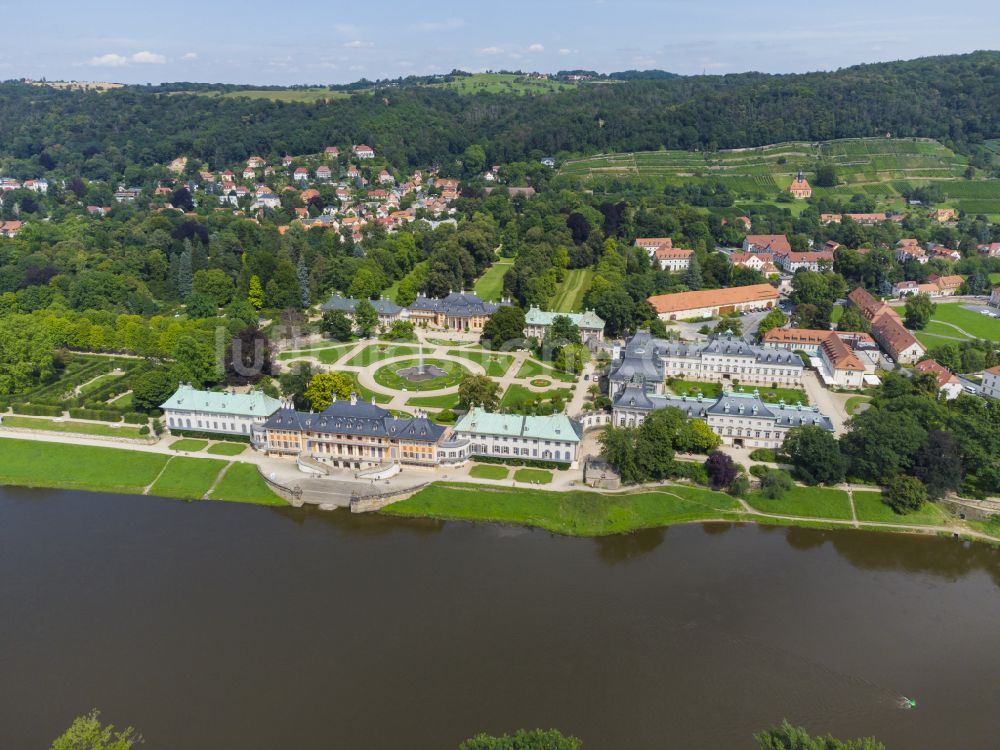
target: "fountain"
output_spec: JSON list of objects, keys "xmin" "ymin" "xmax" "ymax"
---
[{"xmin": 397, "ymin": 350, "xmax": 448, "ymax": 382}]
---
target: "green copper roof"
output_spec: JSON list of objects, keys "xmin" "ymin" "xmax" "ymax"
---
[
  {"xmin": 161, "ymin": 384, "xmax": 282, "ymax": 417},
  {"xmin": 524, "ymin": 306, "xmax": 604, "ymax": 330},
  {"xmin": 454, "ymin": 407, "xmax": 580, "ymax": 442}
]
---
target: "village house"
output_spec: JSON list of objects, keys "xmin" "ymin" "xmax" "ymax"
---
[
  {"xmin": 788, "ymin": 171, "xmax": 812, "ymax": 199},
  {"xmin": 742, "ymin": 234, "xmax": 791, "ymax": 255},
  {"xmin": 776, "ymin": 250, "xmax": 833, "ymax": 273},
  {"xmin": 316, "ymin": 165, "xmax": 332, "ymax": 180},
  {"xmin": 728, "ymin": 252, "xmax": 779, "ymax": 276},
  {"xmin": 522, "ymin": 307, "xmax": 605, "ymax": 344},
  {"xmin": 847, "ymin": 287, "xmax": 925, "ymax": 364},
  {"xmin": 634, "ymin": 237, "xmax": 672, "ymax": 256},
  {"xmin": 913, "ymin": 359, "xmax": 963, "ymax": 400},
  {"xmin": 281, "ymin": 155, "xmax": 294, "ymax": 167},
  {"xmin": 654, "ymin": 247, "xmax": 694, "ymax": 272},
  {"xmin": 892, "ymin": 274, "xmax": 964, "ymax": 298},
  {"xmin": 247, "ymin": 156, "xmax": 266, "ymax": 169},
  {"xmin": 161, "ymin": 384, "xmax": 282, "ymax": 441},
  {"xmin": 647, "ymin": 284, "xmax": 779, "ymax": 321},
  {"xmin": 253, "ymin": 193, "xmax": 281, "ymax": 210},
  {"xmin": 353, "ymin": 144, "xmax": 375, "ymax": 159},
  {"xmin": 23, "ymin": 178, "xmax": 49, "ymax": 194},
  {"xmin": 980, "ymin": 365, "xmax": 1000, "ymax": 400},
  {"xmin": 378, "ymin": 170, "xmax": 394, "ymax": 184},
  {"xmin": 242, "ymin": 166, "xmax": 257, "ymax": 180},
  {"xmin": 0, "ymin": 220, "xmax": 24, "ymax": 238},
  {"xmin": 325, "ymin": 146, "xmax": 340, "ymax": 159},
  {"xmin": 293, "ymin": 167, "xmax": 309, "ymax": 182},
  {"xmin": 896, "ymin": 238, "xmax": 928, "ymax": 264},
  {"xmin": 978, "ymin": 242, "xmax": 1000, "ymax": 257},
  {"xmin": 933, "ymin": 208, "xmax": 957, "ymax": 223}
]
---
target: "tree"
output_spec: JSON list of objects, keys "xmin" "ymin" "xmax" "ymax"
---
[
  {"xmin": 303, "ymin": 372, "xmax": 354, "ymax": 411},
  {"xmin": 347, "ymin": 267, "xmax": 384, "ymax": 300},
  {"xmin": 247, "ymin": 274, "xmax": 264, "ymax": 310},
  {"xmin": 780, "ymin": 425, "xmax": 847, "ymax": 485},
  {"xmin": 814, "ymin": 162, "xmax": 838, "ymax": 187},
  {"xmin": 760, "ymin": 468, "xmax": 793, "ymax": 499},
  {"xmin": 0, "ymin": 314, "xmax": 56, "ymax": 395},
  {"xmin": 320, "ymin": 310, "xmax": 353, "ymax": 341},
  {"xmin": 904, "ymin": 292, "xmax": 936, "ymax": 330},
  {"xmin": 386, "ymin": 320, "xmax": 416, "ymax": 341},
  {"xmin": 840, "ymin": 409, "xmax": 927, "ymax": 484},
  {"xmin": 192, "ymin": 268, "xmax": 234, "ymax": 306},
  {"xmin": 184, "ymin": 292, "xmax": 217, "ymax": 319},
  {"xmin": 837, "ymin": 305, "xmax": 870, "ymax": 333},
  {"xmin": 177, "ymin": 245, "xmax": 193, "ymax": 299},
  {"xmin": 594, "ymin": 288, "xmax": 636, "ymax": 338},
  {"xmin": 714, "ymin": 317, "xmax": 742, "ymax": 337},
  {"xmin": 548, "ymin": 315, "xmax": 581, "ymax": 346},
  {"xmin": 131, "ymin": 368, "xmax": 177, "ymax": 413},
  {"xmin": 224, "ymin": 326, "xmax": 271, "ymax": 385},
  {"xmin": 458, "ymin": 373, "xmax": 501, "ymax": 411},
  {"xmin": 755, "ymin": 719, "xmax": 885, "ymax": 750},
  {"xmin": 634, "ymin": 408, "xmax": 681, "ymax": 479},
  {"xmin": 481, "ymin": 305, "xmax": 526, "ymax": 349},
  {"xmin": 912, "ymin": 430, "xmax": 963, "ymax": 500},
  {"xmin": 172, "ymin": 334, "xmax": 219, "ymax": 386},
  {"xmin": 884, "ymin": 474, "xmax": 928, "ymax": 515},
  {"xmin": 705, "ymin": 451, "xmax": 738, "ymax": 489},
  {"xmin": 278, "ymin": 362, "xmax": 313, "ymax": 410},
  {"xmin": 353, "ymin": 299, "xmax": 379, "ymax": 336},
  {"xmin": 461, "ymin": 144, "xmax": 487, "ymax": 176},
  {"xmin": 50, "ymin": 709, "xmax": 143, "ymax": 750},
  {"xmin": 554, "ymin": 342, "xmax": 589, "ymax": 374},
  {"xmin": 459, "ymin": 728, "xmax": 581, "ymax": 750},
  {"xmin": 682, "ymin": 253, "xmax": 703, "ymax": 290},
  {"xmin": 296, "ymin": 254, "xmax": 310, "ymax": 308},
  {"xmin": 674, "ymin": 419, "xmax": 721, "ymax": 453},
  {"xmin": 266, "ymin": 260, "xmax": 302, "ymax": 309},
  {"xmin": 598, "ymin": 425, "xmax": 641, "ymax": 485},
  {"xmin": 756, "ymin": 308, "xmax": 788, "ymax": 339}
]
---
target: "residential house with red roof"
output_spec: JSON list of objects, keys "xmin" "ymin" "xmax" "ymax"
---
[
  {"xmin": 914, "ymin": 359, "xmax": 963, "ymax": 400},
  {"xmin": 353, "ymin": 144, "xmax": 375, "ymax": 159},
  {"xmin": 654, "ymin": 247, "xmax": 693, "ymax": 272},
  {"xmin": 742, "ymin": 234, "xmax": 791, "ymax": 255},
  {"xmin": 981, "ymin": 365, "xmax": 1000, "ymax": 400}
]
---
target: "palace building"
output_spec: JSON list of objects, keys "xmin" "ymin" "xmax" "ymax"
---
[
  {"xmin": 523, "ymin": 306, "xmax": 605, "ymax": 343},
  {"xmin": 161, "ymin": 384, "xmax": 282, "ymax": 439},
  {"xmin": 407, "ymin": 291, "xmax": 509, "ymax": 332}
]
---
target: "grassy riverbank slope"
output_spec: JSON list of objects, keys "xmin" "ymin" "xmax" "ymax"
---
[
  {"xmin": 384, "ymin": 481, "xmax": 742, "ymax": 535},
  {"xmin": 0, "ymin": 438, "xmax": 286, "ymax": 506}
]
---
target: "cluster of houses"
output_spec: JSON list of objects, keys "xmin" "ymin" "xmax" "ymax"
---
[
  {"xmin": 846, "ymin": 287, "xmax": 926, "ymax": 364},
  {"xmin": 0, "ymin": 177, "xmax": 48, "ymax": 193},
  {"xmin": 160, "ymin": 385, "xmax": 584, "ymax": 469}
]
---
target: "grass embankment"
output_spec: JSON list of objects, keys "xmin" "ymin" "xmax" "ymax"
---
[
  {"xmin": 745, "ymin": 486, "xmax": 853, "ymax": 519},
  {"xmin": 666, "ymin": 380, "xmax": 809, "ymax": 405},
  {"xmin": 1, "ymin": 416, "xmax": 146, "ymax": 439},
  {"xmin": 207, "ymin": 462, "xmax": 286, "ymax": 505},
  {"xmin": 448, "ymin": 349, "xmax": 514, "ymax": 377},
  {"xmin": 407, "ymin": 393, "xmax": 460, "ymax": 409},
  {"xmin": 473, "ymin": 258, "xmax": 513, "ymax": 301},
  {"xmin": 852, "ymin": 490, "xmax": 950, "ymax": 525},
  {"xmin": 385, "ymin": 481, "xmax": 741, "ymax": 536},
  {"xmin": 0, "ymin": 439, "xmax": 168, "ymax": 493},
  {"xmin": 149, "ymin": 457, "xmax": 228, "ymax": 499},
  {"xmin": 500, "ymin": 384, "xmax": 573, "ymax": 412},
  {"xmin": 551, "ymin": 269, "xmax": 594, "ymax": 312}
]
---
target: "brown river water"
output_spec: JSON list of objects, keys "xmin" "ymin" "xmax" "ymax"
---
[{"xmin": 1, "ymin": 486, "xmax": 998, "ymax": 749}]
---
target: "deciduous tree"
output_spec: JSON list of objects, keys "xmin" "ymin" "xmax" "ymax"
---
[{"xmin": 304, "ymin": 372, "xmax": 354, "ymax": 411}]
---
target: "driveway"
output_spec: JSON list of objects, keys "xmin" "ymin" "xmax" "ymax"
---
[{"xmin": 800, "ymin": 370, "xmax": 850, "ymax": 435}]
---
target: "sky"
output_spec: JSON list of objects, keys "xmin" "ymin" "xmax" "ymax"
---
[{"xmin": 2, "ymin": 0, "xmax": 998, "ymax": 85}]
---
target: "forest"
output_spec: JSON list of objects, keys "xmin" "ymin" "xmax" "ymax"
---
[{"xmin": 4, "ymin": 51, "xmax": 1000, "ymax": 179}]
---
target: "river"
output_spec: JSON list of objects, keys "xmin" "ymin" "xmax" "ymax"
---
[{"xmin": 1, "ymin": 486, "xmax": 998, "ymax": 749}]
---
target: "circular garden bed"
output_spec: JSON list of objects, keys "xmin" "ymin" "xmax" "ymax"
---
[
  {"xmin": 529, "ymin": 378, "xmax": 552, "ymax": 388},
  {"xmin": 373, "ymin": 358, "xmax": 469, "ymax": 391}
]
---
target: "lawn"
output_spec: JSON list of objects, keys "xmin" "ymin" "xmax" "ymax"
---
[
  {"xmin": 745, "ymin": 485, "xmax": 853, "ymax": 520},
  {"xmin": 551, "ymin": 269, "xmax": 594, "ymax": 312},
  {"xmin": 208, "ymin": 463, "xmax": 287, "ymax": 506},
  {"xmin": 206, "ymin": 442, "xmax": 247, "ymax": 456},
  {"xmin": 342, "ymin": 371, "xmax": 393, "ymax": 404},
  {"xmin": 277, "ymin": 343, "xmax": 355, "ymax": 363},
  {"xmin": 407, "ymin": 393, "xmax": 461, "ymax": 409},
  {"xmin": 755, "ymin": 386, "xmax": 810, "ymax": 405},
  {"xmin": 921, "ymin": 320, "xmax": 971, "ymax": 341},
  {"xmin": 500, "ymin": 384, "xmax": 573, "ymax": 413},
  {"xmin": 668, "ymin": 379, "xmax": 809, "ymax": 405},
  {"xmin": 170, "ymin": 438, "xmax": 208, "ymax": 452},
  {"xmin": 473, "ymin": 258, "xmax": 513, "ymax": 301},
  {"xmin": 373, "ymin": 358, "xmax": 469, "ymax": 391},
  {"xmin": 384, "ymin": 481, "xmax": 741, "ymax": 536},
  {"xmin": 844, "ymin": 395, "xmax": 872, "ymax": 415},
  {"xmin": 514, "ymin": 358, "xmax": 578, "ymax": 382},
  {"xmin": 427, "ymin": 338, "xmax": 471, "ymax": 347},
  {"xmin": 468, "ymin": 464, "xmax": 509, "ymax": 480},
  {"xmin": 148, "ymin": 457, "xmax": 227, "ymax": 500},
  {"xmin": 929, "ymin": 303, "xmax": 1000, "ymax": 340},
  {"xmin": 831, "ymin": 304, "xmax": 844, "ymax": 324},
  {"xmin": 666, "ymin": 380, "xmax": 722, "ymax": 398},
  {"xmin": 108, "ymin": 391, "xmax": 133, "ymax": 409},
  {"xmin": 447, "ymin": 349, "xmax": 514, "ymax": 377},
  {"xmin": 514, "ymin": 468, "xmax": 553, "ymax": 484},
  {"xmin": 78, "ymin": 371, "xmax": 125, "ymax": 397},
  {"xmin": 342, "ymin": 344, "xmax": 425, "ymax": 367},
  {"xmin": 0, "ymin": 438, "xmax": 168, "ymax": 494},
  {"xmin": 1, "ymin": 416, "xmax": 146, "ymax": 439},
  {"xmin": 852, "ymin": 490, "xmax": 951, "ymax": 526}
]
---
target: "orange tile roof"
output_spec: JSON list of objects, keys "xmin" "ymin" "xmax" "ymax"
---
[
  {"xmin": 872, "ymin": 315, "xmax": 922, "ymax": 358},
  {"xmin": 647, "ymin": 284, "xmax": 778, "ymax": 314},
  {"xmin": 915, "ymin": 359, "xmax": 959, "ymax": 387},
  {"xmin": 654, "ymin": 247, "xmax": 693, "ymax": 260}
]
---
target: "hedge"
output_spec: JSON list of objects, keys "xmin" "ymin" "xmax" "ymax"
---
[
  {"xmin": 469, "ymin": 454, "xmax": 569, "ymax": 471},
  {"xmin": 671, "ymin": 460, "xmax": 709, "ymax": 486},
  {"xmin": 122, "ymin": 412, "xmax": 149, "ymax": 424},
  {"xmin": 68, "ymin": 408, "xmax": 124, "ymax": 422},
  {"xmin": 749, "ymin": 448, "xmax": 777, "ymax": 462},
  {"xmin": 12, "ymin": 403, "xmax": 64, "ymax": 416},
  {"xmin": 168, "ymin": 428, "xmax": 253, "ymax": 444}
]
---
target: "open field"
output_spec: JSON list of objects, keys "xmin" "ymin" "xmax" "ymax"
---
[
  {"xmin": 207, "ymin": 463, "xmax": 286, "ymax": 505},
  {"xmin": 430, "ymin": 73, "xmax": 575, "ymax": 96},
  {"xmin": 551, "ymin": 269, "xmax": 594, "ymax": 312},
  {"xmin": 473, "ymin": 258, "xmax": 513, "ymax": 301},
  {"xmin": 852, "ymin": 490, "xmax": 951, "ymax": 525},
  {"xmin": 385, "ymin": 482, "xmax": 741, "ymax": 536},
  {"xmin": 745, "ymin": 486, "xmax": 853, "ymax": 519},
  {"xmin": 149, "ymin": 457, "xmax": 227, "ymax": 500},
  {"xmin": 928, "ymin": 303, "xmax": 1000, "ymax": 340},
  {"xmin": 180, "ymin": 87, "xmax": 352, "ymax": 103},
  {"xmin": 447, "ymin": 349, "xmax": 514, "ymax": 377},
  {"xmin": 1, "ymin": 416, "xmax": 146, "ymax": 439},
  {"xmin": 0, "ymin": 439, "xmax": 167, "ymax": 494}
]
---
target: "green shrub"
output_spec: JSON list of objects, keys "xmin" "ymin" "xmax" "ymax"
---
[
  {"xmin": 749, "ymin": 448, "xmax": 776, "ymax": 462},
  {"xmin": 139, "ymin": 425, "xmax": 150, "ymax": 435},
  {"xmin": 749, "ymin": 464, "xmax": 769, "ymax": 478},
  {"xmin": 671, "ymin": 460, "xmax": 709, "ymax": 485},
  {"xmin": 122, "ymin": 412, "xmax": 148, "ymax": 424},
  {"xmin": 167, "ymin": 428, "xmax": 252, "ymax": 444},
  {"xmin": 470, "ymin": 454, "xmax": 568, "ymax": 471},
  {"xmin": 760, "ymin": 469, "xmax": 794, "ymax": 499},
  {"xmin": 68, "ymin": 407, "xmax": 123, "ymax": 422},
  {"xmin": 12, "ymin": 403, "xmax": 63, "ymax": 416}
]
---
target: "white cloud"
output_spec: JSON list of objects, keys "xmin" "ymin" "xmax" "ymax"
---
[
  {"xmin": 478, "ymin": 46, "xmax": 504, "ymax": 55},
  {"xmin": 344, "ymin": 40, "xmax": 373, "ymax": 48},
  {"xmin": 131, "ymin": 51, "xmax": 166, "ymax": 64},
  {"xmin": 87, "ymin": 53, "xmax": 128, "ymax": 67},
  {"xmin": 182, "ymin": 52, "xmax": 198, "ymax": 61},
  {"xmin": 528, "ymin": 43, "xmax": 544, "ymax": 52},
  {"xmin": 558, "ymin": 48, "xmax": 572, "ymax": 55}
]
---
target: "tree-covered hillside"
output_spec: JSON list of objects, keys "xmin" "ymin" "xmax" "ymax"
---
[{"xmin": 4, "ymin": 52, "xmax": 1000, "ymax": 179}]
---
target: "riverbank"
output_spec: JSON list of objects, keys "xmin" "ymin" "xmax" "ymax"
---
[
  {"xmin": 0, "ymin": 438, "xmax": 286, "ymax": 506},
  {"xmin": 385, "ymin": 481, "xmax": 1000, "ymax": 543}
]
